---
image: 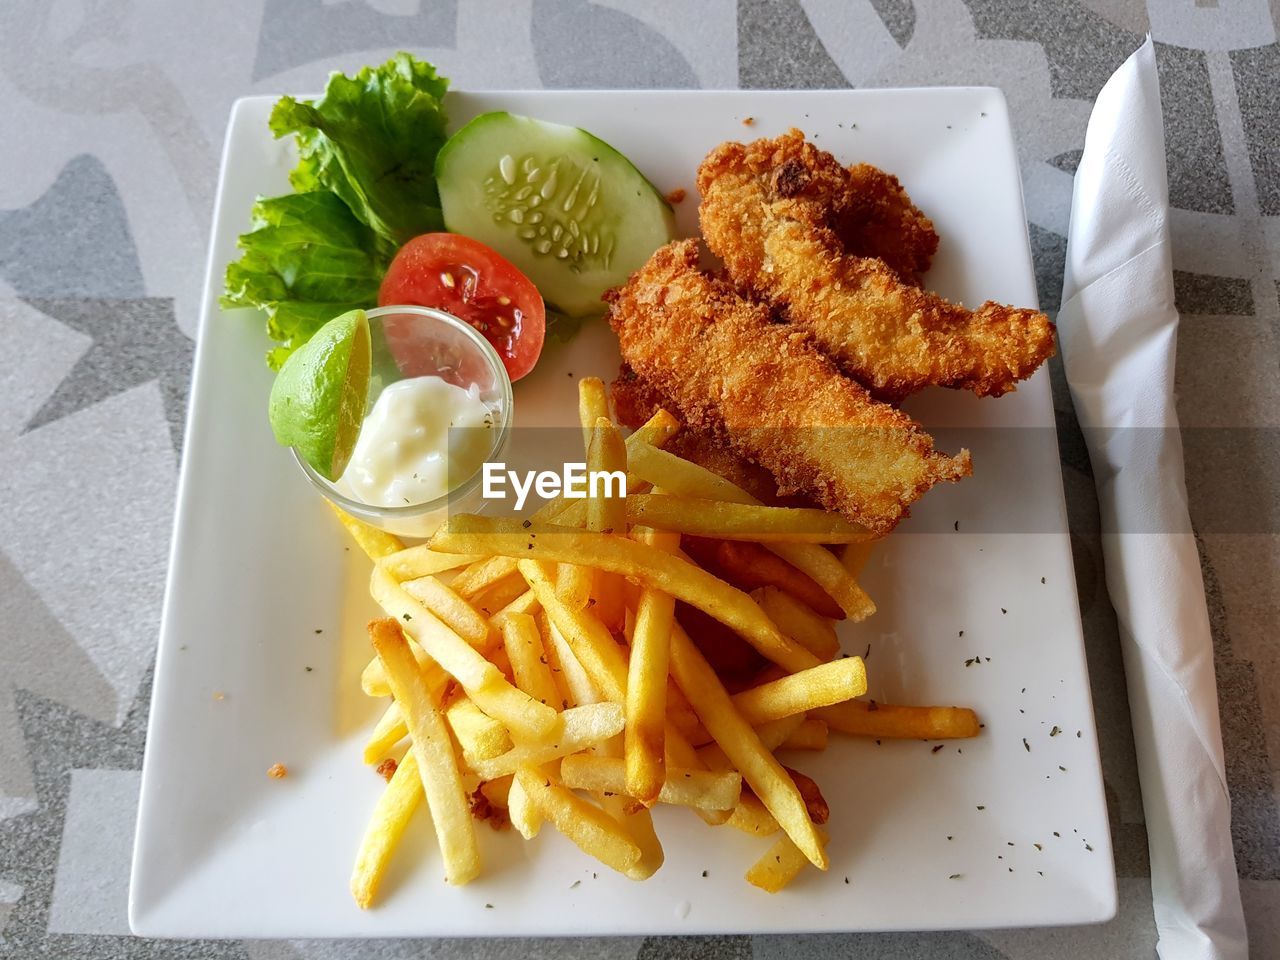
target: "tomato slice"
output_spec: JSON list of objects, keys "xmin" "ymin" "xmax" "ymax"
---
[{"xmin": 378, "ymin": 233, "xmax": 546, "ymax": 381}]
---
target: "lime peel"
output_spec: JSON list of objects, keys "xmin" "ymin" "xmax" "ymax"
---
[{"xmin": 268, "ymin": 309, "xmax": 372, "ymax": 481}]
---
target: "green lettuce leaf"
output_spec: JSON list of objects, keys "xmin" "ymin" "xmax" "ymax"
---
[
  {"xmin": 269, "ymin": 53, "xmax": 450, "ymax": 246},
  {"xmin": 221, "ymin": 191, "xmax": 393, "ymax": 369}
]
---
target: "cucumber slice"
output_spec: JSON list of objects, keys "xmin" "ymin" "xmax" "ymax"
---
[{"xmin": 436, "ymin": 112, "xmax": 676, "ymax": 317}]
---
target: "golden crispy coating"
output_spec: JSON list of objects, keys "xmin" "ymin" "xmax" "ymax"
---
[
  {"xmin": 610, "ymin": 158, "xmax": 941, "ymax": 507},
  {"xmin": 608, "ymin": 366, "xmax": 669, "ymax": 434},
  {"xmin": 697, "ymin": 130, "xmax": 1055, "ymax": 401},
  {"xmin": 838, "ymin": 163, "xmax": 938, "ymax": 285},
  {"xmin": 605, "ymin": 240, "xmax": 971, "ymax": 535}
]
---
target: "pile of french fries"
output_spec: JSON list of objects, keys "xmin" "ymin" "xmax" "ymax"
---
[{"xmin": 335, "ymin": 378, "xmax": 981, "ymax": 906}]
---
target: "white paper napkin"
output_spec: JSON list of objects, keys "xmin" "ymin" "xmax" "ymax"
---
[{"xmin": 1057, "ymin": 37, "xmax": 1248, "ymax": 960}]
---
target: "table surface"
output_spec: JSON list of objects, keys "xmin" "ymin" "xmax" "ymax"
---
[{"xmin": 0, "ymin": 2, "xmax": 1276, "ymax": 958}]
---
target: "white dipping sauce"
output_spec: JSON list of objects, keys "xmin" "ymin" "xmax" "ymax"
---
[{"xmin": 339, "ymin": 375, "xmax": 496, "ymax": 508}]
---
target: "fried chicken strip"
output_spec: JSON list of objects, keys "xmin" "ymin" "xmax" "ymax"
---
[
  {"xmin": 837, "ymin": 163, "xmax": 938, "ymax": 285},
  {"xmin": 697, "ymin": 130, "xmax": 1055, "ymax": 400},
  {"xmin": 605, "ymin": 240, "xmax": 970, "ymax": 535},
  {"xmin": 611, "ymin": 161, "xmax": 939, "ymax": 502}
]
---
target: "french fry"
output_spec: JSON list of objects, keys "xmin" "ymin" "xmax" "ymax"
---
[
  {"xmin": 840, "ymin": 540, "xmax": 875, "ymax": 579},
  {"xmin": 470, "ymin": 569, "xmax": 532, "ymax": 617},
  {"xmin": 524, "ymin": 559, "xmax": 732, "ymax": 821},
  {"xmin": 665, "ymin": 679, "xmax": 708, "ymax": 744},
  {"xmin": 661, "ymin": 722, "xmax": 705, "ymax": 769},
  {"xmin": 556, "ymin": 562, "xmax": 594, "ymax": 609},
  {"xmin": 378, "ymin": 544, "xmax": 480, "ymax": 581},
  {"xmin": 371, "ymin": 567, "xmax": 557, "ymax": 739},
  {"xmin": 768, "ymin": 542, "xmax": 876, "ymax": 622},
  {"xmin": 627, "ymin": 441, "xmax": 754, "ymax": 506},
  {"xmin": 349, "ymin": 748, "xmax": 423, "ymax": 908},
  {"xmin": 500, "ymin": 612, "xmax": 561, "ymax": 709},
  {"xmin": 627, "ymin": 444, "xmax": 875, "ymax": 621},
  {"xmin": 817, "ymin": 700, "xmax": 981, "ymax": 739},
  {"xmin": 684, "ymin": 538, "xmax": 844, "ymax": 621},
  {"xmin": 577, "ymin": 377, "xmax": 610, "ymax": 452},
  {"xmin": 579, "ymin": 713, "xmax": 658, "ymax": 882},
  {"xmin": 753, "ymin": 714, "xmax": 810, "ymax": 752},
  {"xmin": 745, "ymin": 828, "xmax": 828, "ymax": 894},
  {"xmin": 345, "ymin": 378, "xmax": 984, "ymax": 894},
  {"xmin": 451, "ymin": 555, "xmax": 521, "ymax": 600},
  {"xmin": 586, "ymin": 417, "xmax": 627, "ymax": 533},
  {"xmin": 489, "ymin": 588, "xmax": 540, "ymax": 630},
  {"xmin": 361, "ymin": 634, "xmax": 450, "ymax": 699},
  {"xmin": 471, "ymin": 702, "xmax": 625, "ymax": 780},
  {"xmin": 725, "ymin": 792, "xmax": 780, "ymax": 837},
  {"xmin": 364, "ymin": 572, "xmax": 507, "ymax": 699},
  {"xmin": 731, "ymin": 658, "xmax": 867, "ymax": 726},
  {"xmin": 779, "ymin": 716, "xmax": 828, "ymax": 752},
  {"xmin": 561, "ymin": 755, "xmax": 742, "ymax": 812},
  {"xmin": 586, "ymin": 416, "xmax": 629, "ymax": 633},
  {"xmin": 696, "ymin": 717, "xmax": 812, "ymax": 832},
  {"xmin": 445, "ymin": 697, "xmax": 513, "ymax": 764},
  {"xmin": 668, "ymin": 622, "xmax": 827, "ymax": 869},
  {"xmin": 589, "ymin": 566, "xmax": 627, "ymax": 634},
  {"xmin": 538, "ymin": 574, "xmax": 703, "ymax": 765},
  {"xmin": 507, "ymin": 772, "xmax": 542, "ymax": 839},
  {"xmin": 479, "ymin": 774, "xmax": 512, "ymax": 810},
  {"xmin": 488, "ymin": 645, "xmax": 513, "ymax": 679},
  {"xmin": 752, "ymin": 586, "xmax": 841, "ymax": 661},
  {"xmin": 626, "ymin": 495, "xmax": 871, "ymax": 544},
  {"xmin": 328, "ymin": 502, "xmax": 405, "ymax": 561},
  {"xmin": 625, "ymin": 527, "xmax": 678, "ymax": 806},
  {"xmin": 361, "ymin": 664, "xmax": 392, "ymax": 698},
  {"xmin": 539, "ymin": 409, "xmax": 680, "ymax": 526},
  {"xmin": 514, "ymin": 766, "xmax": 642, "ymax": 875},
  {"xmin": 599, "ymin": 793, "xmax": 664, "ymax": 880},
  {"xmin": 402, "ymin": 575, "xmax": 492, "ymax": 648},
  {"xmin": 435, "ymin": 518, "xmax": 819, "ymax": 673},
  {"xmin": 519, "ymin": 559, "xmax": 630, "ymax": 702},
  {"xmin": 540, "ymin": 613, "xmax": 597, "ymax": 708},
  {"xmin": 361, "ymin": 580, "xmax": 514, "ymax": 696},
  {"xmin": 696, "ymin": 714, "xmax": 806, "ymax": 771},
  {"xmin": 368, "ymin": 619, "xmax": 479, "ymax": 886},
  {"xmin": 362, "ymin": 701, "xmax": 407, "ymax": 764},
  {"xmin": 623, "ymin": 579, "xmax": 643, "ymax": 612},
  {"xmin": 623, "ymin": 408, "xmax": 681, "ymax": 451}
]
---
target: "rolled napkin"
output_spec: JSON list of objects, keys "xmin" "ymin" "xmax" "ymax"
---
[{"xmin": 1057, "ymin": 37, "xmax": 1248, "ymax": 960}]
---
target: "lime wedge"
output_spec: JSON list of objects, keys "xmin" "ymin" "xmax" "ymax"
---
[{"xmin": 268, "ymin": 309, "xmax": 371, "ymax": 481}]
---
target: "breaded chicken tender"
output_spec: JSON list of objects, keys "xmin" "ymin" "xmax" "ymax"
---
[
  {"xmin": 697, "ymin": 130, "xmax": 1055, "ymax": 401},
  {"xmin": 605, "ymin": 240, "xmax": 971, "ymax": 535},
  {"xmin": 837, "ymin": 163, "xmax": 938, "ymax": 285},
  {"xmin": 611, "ymin": 160, "xmax": 941, "ymax": 505}
]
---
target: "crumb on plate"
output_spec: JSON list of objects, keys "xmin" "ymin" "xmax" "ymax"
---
[
  {"xmin": 375, "ymin": 758, "xmax": 398, "ymax": 781},
  {"xmin": 267, "ymin": 762, "xmax": 288, "ymax": 779},
  {"xmin": 665, "ymin": 187, "xmax": 687, "ymax": 204},
  {"xmin": 470, "ymin": 788, "xmax": 510, "ymax": 831}
]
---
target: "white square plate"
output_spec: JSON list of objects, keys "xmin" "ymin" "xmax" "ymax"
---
[{"xmin": 130, "ymin": 88, "xmax": 1116, "ymax": 938}]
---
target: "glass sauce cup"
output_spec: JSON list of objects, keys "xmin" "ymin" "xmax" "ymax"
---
[{"xmin": 293, "ymin": 304, "xmax": 513, "ymax": 539}]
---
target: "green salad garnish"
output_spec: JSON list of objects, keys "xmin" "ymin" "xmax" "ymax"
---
[{"xmin": 221, "ymin": 53, "xmax": 449, "ymax": 369}]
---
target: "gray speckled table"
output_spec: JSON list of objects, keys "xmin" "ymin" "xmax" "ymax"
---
[{"xmin": 1, "ymin": 2, "xmax": 1276, "ymax": 957}]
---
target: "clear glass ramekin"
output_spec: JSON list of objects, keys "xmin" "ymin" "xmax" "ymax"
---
[{"xmin": 292, "ymin": 304, "xmax": 513, "ymax": 539}]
